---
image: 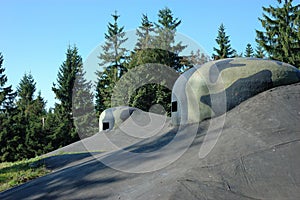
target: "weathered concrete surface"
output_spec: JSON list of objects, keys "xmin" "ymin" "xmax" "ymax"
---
[
  {"xmin": 99, "ymin": 106, "xmax": 139, "ymax": 131},
  {"xmin": 1, "ymin": 83, "xmax": 300, "ymax": 200},
  {"xmin": 171, "ymin": 58, "xmax": 300, "ymax": 125}
]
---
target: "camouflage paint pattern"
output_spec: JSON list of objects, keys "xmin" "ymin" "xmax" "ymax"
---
[
  {"xmin": 171, "ymin": 58, "xmax": 300, "ymax": 125},
  {"xmin": 99, "ymin": 106, "xmax": 138, "ymax": 131}
]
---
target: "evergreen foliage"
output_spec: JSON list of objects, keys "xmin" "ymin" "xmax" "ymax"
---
[
  {"xmin": 16, "ymin": 73, "xmax": 48, "ymax": 158},
  {"xmin": 188, "ymin": 49, "xmax": 210, "ymax": 67},
  {"xmin": 153, "ymin": 7, "xmax": 187, "ymax": 59},
  {"xmin": 17, "ymin": 73, "xmax": 36, "ymax": 107},
  {"xmin": 0, "ymin": 53, "xmax": 15, "ymax": 113},
  {"xmin": 52, "ymin": 45, "xmax": 81, "ymax": 148},
  {"xmin": 212, "ymin": 23, "xmax": 236, "ymax": 60},
  {"xmin": 135, "ymin": 14, "xmax": 155, "ymax": 50},
  {"xmin": 122, "ymin": 8, "xmax": 186, "ymax": 114},
  {"xmin": 95, "ymin": 11, "xmax": 128, "ymax": 115},
  {"xmin": 3, "ymin": 4, "xmax": 300, "ymax": 162},
  {"xmin": 244, "ymin": 43, "xmax": 254, "ymax": 57},
  {"xmin": 255, "ymin": 45, "xmax": 266, "ymax": 58},
  {"xmin": 123, "ymin": 49, "xmax": 180, "ymax": 115},
  {"xmin": 256, "ymin": 0, "xmax": 300, "ymax": 67},
  {"xmin": 0, "ymin": 53, "xmax": 17, "ymax": 162},
  {"xmin": 73, "ymin": 64, "xmax": 98, "ymax": 138}
]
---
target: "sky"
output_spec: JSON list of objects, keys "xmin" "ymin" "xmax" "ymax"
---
[{"xmin": 1, "ymin": 0, "xmax": 276, "ymax": 109}]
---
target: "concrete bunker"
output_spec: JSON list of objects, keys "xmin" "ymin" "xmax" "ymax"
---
[
  {"xmin": 99, "ymin": 106, "xmax": 138, "ymax": 131},
  {"xmin": 171, "ymin": 58, "xmax": 300, "ymax": 125}
]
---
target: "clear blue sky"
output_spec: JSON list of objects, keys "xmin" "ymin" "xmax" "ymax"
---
[{"xmin": 1, "ymin": 0, "xmax": 275, "ymax": 109}]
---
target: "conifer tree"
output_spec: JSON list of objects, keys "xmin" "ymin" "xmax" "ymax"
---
[
  {"xmin": 27, "ymin": 92, "xmax": 48, "ymax": 155},
  {"xmin": 73, "ymin": 64, "xmax": 97, "ymax": 138},
  {"xmin": 15, "ymin": 73, "xmax": 36, "ymax": 158},
  {"xmin": 0, "ymin": 53, "xmax": 15, "ymax": 112},
  {"xmin": 0, "ymin": 53, "xmax": 17, "ymax": 161},
  {"xmin": 153, "ymin": 7, "xmax": 186, "ymax": 54},
  {"xmin": 0, "ymin": 113, "xmax": 24, "ymax": 161},
  {"xmin": 52, "ymin": 45, "xmax": 81, "ymax": 148},
  {"xmin": 188, "ymin": 49, "xmax": 210, "ymax": 67},
  {"xmin": 120, "ymin": 8, "xmax": 185, "ymax": 114},
  {"xmin": 16, "ymin": 73, "xmax": 47, "ymax": 158},
  {"xmin": 212, "ymin": 23, "xmax": 236, "ymax": 60},
  {"xmin": 17, "ymin": 73, "xmax": 36, "ymax": 108},
  {"xmin": 95, "ymin": 11, "xmax": 128, "ymax": 115},
  {"xmin": 256, "ymin": 0, "xmax": 300, "ymax": 67},
  {"xmin": 255, "ymin": 45, "xmax": 266, "ymax": 58},
  {"xmin": 244, "ymin": 43, "xmax": 254, "ymax": 57},
  {"xmin": 135, "ymin": 14, "xmax": 154, "ymax": 50},
  {"xmin": 42, "ymin": 109, "xmax": 57, "ymax": 152}
]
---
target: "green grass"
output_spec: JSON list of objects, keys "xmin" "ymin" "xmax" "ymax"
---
[
  {"xmin": 0, "ymin": 157, "xmax": 50, "ymax": 192},
  {"xmin": 0, "ymin": 151, "xmax": 104, "ymax": 192}
]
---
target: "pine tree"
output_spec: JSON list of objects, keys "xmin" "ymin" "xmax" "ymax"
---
[
  {"xmin": 42, "ymin": 109, "xmax": 57, "ymax": 152},
  {"xmin": 95, "ymin": 69, "xmax": 112, "ymax": 114},
  {"xmin": 26, "ymin": 92, "xmax": 47, "ymax": 156},
  {"xmin": 129, "ymin": 10, "xmax": 185, "ymax": 71},
  {"xmin": 244, "ymin": 43, "xmax": 254, "ymax": 57},
  {"xmin": 135, "ymin": 14, "xmax": 154, "ymax": 50},
  {"xmin": 17, "ymin": 73, "xmax": 36, "ymax": 108},
  {"xmin": 256, "ymin": 0, "xmax": 300, "ymax": 67},
  {"xmin": 0, "ymin": 53, "xmax": 15, "ymax": 112},
  {"xmin": 0, "ymin": 112, "xmax": 24, "ymax": 161},
  {"xmin": 153, "ymin": 7, "xmax": 187, "ymax": 63},
  {"xmin": 188, "ymin": 49, "xmax": 210, "ymax": 67},
  {"xmin": 0, "ymin": 53, "xmax": 17, "ymax": 161},
  {"xmin": 52, "ymin": 45, "xmax": 81, "ymax": 148},
  {"xmin": 95, "ymin": 11, "xmax": 128, "ymax": 115},
  {"xmin": 15, "ymin": 73, "xmax": 36, "ymax": 158},
  {"xmin": 73, "ymin": 64, "xmax": 97, "ymax": 138},
  {"xmin": 15, "ymin": 73, "xmax": 48, "ymax": 158},
  {"xmin": 118, "ymin": 8, "xmax": 185, "ymax": 115},
  {"xmin": 212, "ymin": 23, "xmax": 236, "ymax": 60},
  {"xmin": 255, "ymin": 45, "xmax": 266, "ymax": 58}
]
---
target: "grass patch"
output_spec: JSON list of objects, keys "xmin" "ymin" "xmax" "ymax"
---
[
  {"xmin": 53, "ymin": 150, "xmax": 103, "ymax": 155},
  {"xmin": 0, "ymin": 151, "xmax": 104, "ymax": 192},
  {"xmin": 0, "ymin": 157, "xmax": 50, "ymax": 192}
]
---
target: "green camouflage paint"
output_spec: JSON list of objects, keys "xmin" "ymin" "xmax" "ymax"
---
[{"xmin": 171, "ymin": 58, "xmax": 300, "ymax": 125}]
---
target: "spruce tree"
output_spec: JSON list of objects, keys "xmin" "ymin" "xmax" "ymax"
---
[
  {"xmin": 118, "ymin": 8, "xmax": 185, "ymax": 115},
  {"xmin": 17, "ymin": 73, "xmax": 36, "ymax": 108},
  {"xmin": 135, "ymin": 14, "xmax": 154, "ymax": 50},
  {"xmin": 16, "ymin": 73, "xmax": 47, "ymax": 158},
  {"xmin": 42, "ymin": 109, "xmax": 57, "ymax": 152},
  {"xmin": 16, "ymin": 73, "xmax": 36, "ymax": 158},
  {"xmin": 27, "ymin": 92, "xmax": 47, "ymax": 155},
  {"xmin": 188, "ymin": 49, "xmax": 210, "ymax": 67},
  {"xmin": 244, "ymin": 43, "xmax": 254, "ymax": 57},
  {"xmin": 52, "ymin": 45, "xmax": 81, "ymax": 148},
  {"xmin": 123, "ymin": 49, "xmax": 179, "ymax": 115},
  {"xmin": 256, "ymin": 0, "xmax": 300, "ymax": 67},
  {"xmin": 153, "ymin": 7, "xmax": 187, "ymax": 66},
  {"xmin": 0, "ymin": 112, "xmax": 24, "ymax": 161},
  {"xmin": 212, "ymin": 23, "xmax": 236, "ymax": 60},
  {"xmin": 0, "ymin": 53, "xmax": 15, "ymax": 112},
  {"xmin": 73, "ymin": 64, "xmax": 97, "ymax": 138},
  {"xmin": 95, "ymin": 11, "xmax": 128, "ymax": 115},
  {"xmin": 0, "ymin": 53, "xmax": 17, "ymax": 161},
  {"xmin": 255, "ymin": 45, "xmax": 266, "ymax": 58}
]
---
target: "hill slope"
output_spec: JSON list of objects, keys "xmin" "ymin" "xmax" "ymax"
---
[{"xmin": 1, "ymin": 83, "xmax": 300, "ymax": 200}]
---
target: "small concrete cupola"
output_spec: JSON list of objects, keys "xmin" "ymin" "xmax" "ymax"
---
[
  {"xmin": 99, "ymin": 106, "xmax": 138, "ymax": 131},
  {"xmin": 171, "ymin": 58, "xmax": 300, "ymax": 126}
]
